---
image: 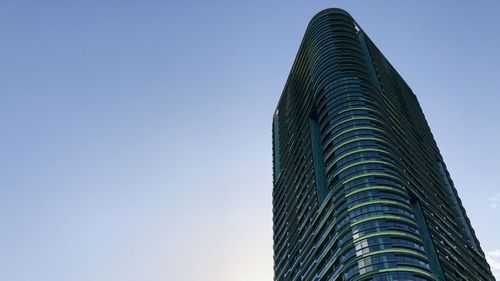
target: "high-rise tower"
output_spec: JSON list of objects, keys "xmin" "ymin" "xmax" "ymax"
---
[{"xmin": 272, "ymin": 8, "xmax": 494, "ymax": 281}]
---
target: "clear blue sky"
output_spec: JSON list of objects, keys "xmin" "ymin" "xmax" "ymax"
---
[{"xmin": 1, "ymin": 1, "xmax": 499, "ymax": 280}]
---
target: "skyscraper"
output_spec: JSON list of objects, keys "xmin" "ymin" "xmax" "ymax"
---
[{"xmin": 272, "ymin": 8, "xmax": 494, "ymax": 281}]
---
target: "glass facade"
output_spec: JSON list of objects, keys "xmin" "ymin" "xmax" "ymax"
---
[{"xmin": 272, "ymin": 8, "xmax": 494, "ymax": 281}]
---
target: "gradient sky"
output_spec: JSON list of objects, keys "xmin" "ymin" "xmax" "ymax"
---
[{"xmin": 1, "ymin": 1, "xmax": 499, "ymax": 280}]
